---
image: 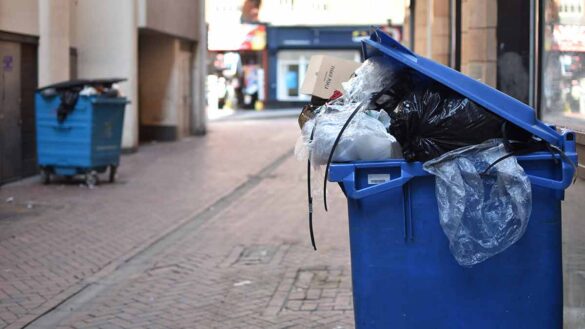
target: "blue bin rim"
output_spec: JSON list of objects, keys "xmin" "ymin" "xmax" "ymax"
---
[
  {"xmin": 329, "ymin": 139, "xmax": 576, "ymax": 200},
  {"xmin": 35, "ymin": 92, "xmax": 129, "ymax": 104}
]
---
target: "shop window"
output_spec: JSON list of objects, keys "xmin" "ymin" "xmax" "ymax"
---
[
  {"xmin": 286, "ymin": 64, "xmax": 300, "ymax": 97},
  {"xmin": 277, "ymin": 59, "xmax": 308, "ymax": 101},
  {"xmin": 541, "ymin": 0, "xmax": 585, "ymax": 131}
]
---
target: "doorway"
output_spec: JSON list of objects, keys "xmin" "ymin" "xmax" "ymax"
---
[{"xmin": 0, "ymin": 40, "xmax": 22, "ymax": 184}]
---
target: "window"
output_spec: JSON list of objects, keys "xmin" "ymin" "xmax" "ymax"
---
[{"xmin": 541, "ymin": 0, "xmax": 585, "ymax": 131}]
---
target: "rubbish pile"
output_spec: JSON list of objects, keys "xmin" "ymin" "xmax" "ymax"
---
[
  {"xmin": 38, "ymin": 78, "xmax": 125, "ymax": 123},
  {"xmin": 295, "ymin": 54, "xmax": 572, "ymax": 266}
]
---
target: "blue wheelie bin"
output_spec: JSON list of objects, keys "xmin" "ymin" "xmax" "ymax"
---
[
  {"xmin": 328, "ymin": 31, "xmax": 577, "ymax": 328},
  {"xmin": 36, "ymin": 79, "xmax": 128, "ymax": 186}
]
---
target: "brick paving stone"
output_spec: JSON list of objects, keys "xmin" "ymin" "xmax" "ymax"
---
[
  {"xmin": 37, "ymin": 124, "xmax": 356, "ymax": 328},
  {"xmin": 0, "ymin": 119, "xmax": 320, "ymax": 328}
]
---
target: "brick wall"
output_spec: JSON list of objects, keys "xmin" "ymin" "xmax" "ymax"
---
[
  {"xmin": 460, "ymin": 0, "xmax": 498, "ymax": 87},
  {"xmin": 412, "ymin": 0, "xmax": 450, "ymax": 65}
]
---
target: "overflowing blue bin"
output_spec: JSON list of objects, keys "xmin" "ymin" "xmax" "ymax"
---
[
  {"xmin": 328, "ymin": 31, "xmax": 577, "ymax": 328},
  {"xmin": 36, "ymin": 79, "xmax": 127, "ymax": 186}
]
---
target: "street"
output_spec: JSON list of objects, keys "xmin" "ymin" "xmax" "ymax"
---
[
  {"xmin": 1, "ymin": 115, "xmax": 585, "ymax": 328},
  {"xmin": 0, "ymin": 116, "xmax": 353, "ymax": 329}
]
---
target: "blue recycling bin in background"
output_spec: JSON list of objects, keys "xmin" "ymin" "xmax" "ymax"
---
[
  {"xmin": 36, "ymin": 79, "xmax": 127, "ymax": 186},
  {"xmin": 328, "ymin": 31, "xmax": 577, "ymax": 328}
]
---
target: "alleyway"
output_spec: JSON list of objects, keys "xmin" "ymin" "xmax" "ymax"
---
[
  {"xmin": 1, "ymin": 115, "xmax": 585, "ymax": 328},
  {"xmin": 0, "ymin": 117, "xmax": 354, "ymax": 329}
]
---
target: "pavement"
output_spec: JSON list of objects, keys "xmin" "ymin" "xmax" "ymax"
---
[
  {"xmin": 0, "ymin": 117, "xmax": 354, "ymax": 329},
  {"xmin": 207, "ymin": 108, "xmax": 299, "ymax": 122},
  {"xmin": 0, "ymin": 115, "xmax": 584, "ymax": 328}
]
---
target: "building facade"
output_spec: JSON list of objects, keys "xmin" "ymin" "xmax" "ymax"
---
[
  {"xmin": 206, "ymin": 0, "xmax": 406, "ymax": 108},
  {"xmin": 0, "ymin": 0, "xmax": 207, "ymax": 185}
]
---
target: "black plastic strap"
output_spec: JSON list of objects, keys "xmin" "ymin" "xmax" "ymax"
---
[
  {"xmin": 307, "ymin": 123, "xmax": 318, "ymax": 251},
  {"xmin": 323, "ymin": 102, "xmax": 366, "ymax": 211}
]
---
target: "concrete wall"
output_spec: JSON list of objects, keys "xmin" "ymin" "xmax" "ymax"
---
[
  {"xmin": 138, "ymin": 0, "xmax": 198, "ymax": 40},
  {"xmin": 192, "ymin": 0, "xmax": 207, "ymax": 135},
  {"xmin": 38, "ymin": 0, "xmax": 70, "ymax": 86},
  {"xmin": 72, "ymin": 0, "xmax": 139, "ymax": 149},
  {"xmin": 0, "ymin": 0, "xmax": 39, "ymax": 36},
  {"xmin": 139, "ymin": 33, "xmax": 193, "ymax": 140},
  {"xmin": 460, "ymin": 0, "xmax": 497, "ymax": 87},
  {"xmin": 139, "ymin": 33, "xmax": 177, "ymax": 126}
]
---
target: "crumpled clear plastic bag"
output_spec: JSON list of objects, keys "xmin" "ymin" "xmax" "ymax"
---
[
  {"xmin": 343, "ymin": 56, "xmax": 400, "ymax": 102},
  {"xmin": 295, "ymin": 104, "xmax": 402, "ymax": 166},
  {"xmin": 423, "ymin": 139, "xmax": 532, "ymax": 267},
  {"xmin": 341, "ymin": 56, "xmax": 413, "ymax": 113}
]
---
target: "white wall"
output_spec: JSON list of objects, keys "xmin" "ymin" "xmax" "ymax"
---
[
  {"xmin": 205, "ymin": 0, "xmax": 405, "ymax": 26},
  {"xmin": 260, "ymin": 0, "xmax": 405, "ymax": 26},
  {"xmin": 138, "ymin": 0, "xmax": 199, "ymax": 40},
  {"xmin": 0, "ymin": 0, "xmax": 39, "ymax": 36},
  {"xmin": 72, "ymin": 0, "xmax": 139, "ymax": 149},
  {"xmin": 38, "ymin": 0, "xmax": 70, "ymax": 86}
]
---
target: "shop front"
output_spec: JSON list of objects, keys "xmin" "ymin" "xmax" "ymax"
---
[
  {"xmin": 266, "ymin": 26, "xmax": 401, "ymax": 107},
  {"xmin": 540, "ymin": 0, "xmax": 585, "ymax": 133},
  {"xmin": 207, "ymin": 23, "xmax": 267, "ymax": 110}
]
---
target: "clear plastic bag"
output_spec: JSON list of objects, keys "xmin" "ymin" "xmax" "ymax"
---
[
  {"xmin": 295, "ymin": 104, "xmax": 402, "ymax": 166},
  {"xmin": 342, "ymin": 56, "xmax": 402, "ymax": 104},
  {"xmin": 423, "ymin": 139, "xmax": 532, "ymax": 267},
  {"xmin": 294, "ymin": 55, "xmax": 405, "ymax": 166}
]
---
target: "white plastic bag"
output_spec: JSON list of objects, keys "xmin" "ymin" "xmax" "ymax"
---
[
  {"xmin": 295, "ymin": 105, "xmax": 402, "ymax": 166},
  {"xmin": 423, "ymin": 139, "xmax": 532, "ymax": 267}
]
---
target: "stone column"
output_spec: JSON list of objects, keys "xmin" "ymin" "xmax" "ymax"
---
[
  {"xmin": 192, "ymin": 0, "xmax": 207, "ymax": 135},
  {"xmin": 72, "ymin": 0, "xmax": 139, "ymax": 150},
  {"xmin": 38, "ymin": 0, "xmax": 70, "ymax": 86}
]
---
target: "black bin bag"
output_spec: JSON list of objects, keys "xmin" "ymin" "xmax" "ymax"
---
[{"xmin": 390, "ymin": 85, "xmax": 529, "ymax": 162}]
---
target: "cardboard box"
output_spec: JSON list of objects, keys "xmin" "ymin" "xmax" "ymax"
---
[{"xmin": 300, "ymin": 55, "xmax": 361, "ymax": 99}]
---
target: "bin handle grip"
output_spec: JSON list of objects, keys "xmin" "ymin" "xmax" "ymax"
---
[
  {"xmin": 91, "ymin": 99, "xmax": 131, "ymax": 105},
  {"xmin": 342, "ymin": 170, "xmax": 412, "ymax": 200},
  {"xmin": 52, "ymin": 125, "xmax": 73, "ymax": 131},
  {"xmin": 526, "ymin": 158, "xmax": 575, "ymax": 190}
]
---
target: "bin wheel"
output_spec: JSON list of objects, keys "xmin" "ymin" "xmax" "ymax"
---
[
  {"xmin": 85, "ymin": 171, "xmax": 99, "ymax": 188},
  {"xmin": 40, "ymin": 168, "xmax": 51, "ymax": 185},
  {"xmin": 108, "ymin": 166, "xmax": 117, "ymax": 183}
]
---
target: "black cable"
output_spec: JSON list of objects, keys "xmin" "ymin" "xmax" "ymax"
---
[
  {"xmin": 480, "ymin": 152, "xmax": 516, "ymax": 176},
  {"xmin": 321, "ymin": 86, "xmax": 402, "ymax": 211},
  {"xmin": 323, "ymin": 102, "xmax": 365, "ymax": 211},
  {"xmin": 481, "ymin": 139, "xmax": 577, "ymax": 185},
  {"xmin": 307, "ymin": 123, "xmax": 318, "ymax": 251},
  {"xmin": 548, "ymin": 143, "xmax": 578, "ymax": 184}
]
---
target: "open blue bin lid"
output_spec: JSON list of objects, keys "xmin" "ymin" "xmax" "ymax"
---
[{"xmin": 362, "ymin": 29, "xmax": 563, "ymax": 147}]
